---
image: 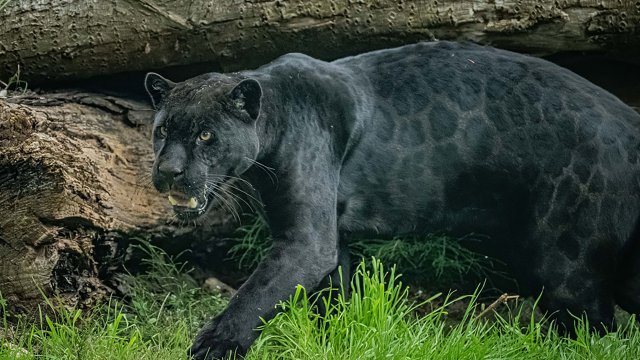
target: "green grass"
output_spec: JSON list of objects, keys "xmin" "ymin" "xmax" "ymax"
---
[
  {"xmin": 0, "ymin": 243, "xmax": 228, "ymax": 360},
  {"xmin": 2, "ymin": 245, "xmax": 640, "ymax": 359},
  {"xmin": 248, "ymin": 259, "xmax": 640, "ymax": 359},
  {"xmin": 227, "ymin": 213, "xmax": 272, "ymax": 270},
  {"xmin": 0, "ymin": 0, "xmax": 11, "ymax": 12},
  {"xmin": 350, "ymin": 234, "xmax": 498, "ymax": 285}
]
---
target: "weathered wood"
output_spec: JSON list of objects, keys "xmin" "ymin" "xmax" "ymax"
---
[
  {"xmin": 0, "ymin": 0, "xmax": 638, "ymax": 85},
  {"xmin": 0, "ymin": 93, "xmax": 236, "ymax": 312}
]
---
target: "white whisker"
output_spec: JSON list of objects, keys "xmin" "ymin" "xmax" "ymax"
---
[
  {"xmin": 209, "ymin": 174, "xmax": 255, "ymax": 189},
  {"xmin": 206, "ymin": 181, "xmax": 255, "ymax": 215},
  {"xmin": 209, "ymin": 178, "xmax": 261, "ymax": 206},
  {"xmin": 244, "ymin": 157, "xmax": 278, "ymax": 185},
  {"xmin": 205, "ymin": 183, "xmax": 241, "ymax": 223}
]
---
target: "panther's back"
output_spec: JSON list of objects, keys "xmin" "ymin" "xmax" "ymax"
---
[
  {"xmin": 331, "ymin": 43, "xmax": 640, "ymax": 328},
  {"xmin": 334, "ymin": 41, "xmax": 640, "ymax": 236}
]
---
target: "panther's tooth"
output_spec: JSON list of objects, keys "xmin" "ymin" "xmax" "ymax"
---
[
  {"xmin": 188, "ymin": 197, "xmax": 198, "ymax": 209},
  {"xmin": 168, "ymin": 195, "xmax": 177, "ymax": 206}
]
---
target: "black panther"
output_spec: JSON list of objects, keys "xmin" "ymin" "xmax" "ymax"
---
[{"xmin": 144, "ymin": 41, "xmax": 640, "ymax": 359}]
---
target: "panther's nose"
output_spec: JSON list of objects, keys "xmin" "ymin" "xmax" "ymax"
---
[
  {"xmin": 154, "ymin": 142, "xmax": 188, "ymax": 192},
  {"xmin": 155, "ymin": 161, "xmax": 185, "ymax": 192},
  {"xmin": 158, "ymin": 161, "xmax": 184, "ymax": 180}
]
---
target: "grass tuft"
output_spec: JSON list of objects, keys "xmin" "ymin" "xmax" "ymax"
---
[
  {"xmin": 249, "ymin": 258, "xmax": 451, "ymax": 359},
  {"xmin": 350, "ymin": 234, "xmax": 498, "ymax": 285},
  {"xmin": 227, "ymin": 213, "xmax": 272, "ymax": 270},
  {"xmin": 121, "ymin": 241, "xmax": 228, "ymax": 338}
]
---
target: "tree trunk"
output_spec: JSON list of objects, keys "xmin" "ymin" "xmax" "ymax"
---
[
  {"xmin": 0, "ymin": 0, "xmax": 638, "ymax": 85},
  {"xmin": 0, "ymin": 94, "xmax": 238, "ymax": 312}
]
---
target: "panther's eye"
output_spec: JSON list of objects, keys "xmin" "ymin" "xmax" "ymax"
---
[
  {"xmin": 158, "ymin": 125, "xmax": 167, "ymax": 138},
  {"xmin": 199, "ymin": 131, "xmax": 212, "ymax": 142}
]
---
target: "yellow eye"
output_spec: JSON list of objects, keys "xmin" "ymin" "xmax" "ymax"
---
[{"xmin": 199, "ymin": 131, "xmax": 212, "ymax": 141}]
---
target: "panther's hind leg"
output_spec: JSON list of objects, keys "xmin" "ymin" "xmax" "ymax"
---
[
  {"xmin": 615, "ymin": 273, "xmax": 640, "ymax": 316},
  {"xmin": 537, "ymin": 262, "xmax": 616, "ymax": 335},
  {"xmin": 528, "ymin": 208, "xmax": 617, "ymax": 334}
]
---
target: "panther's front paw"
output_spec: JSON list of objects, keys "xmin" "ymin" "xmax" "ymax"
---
[{"xmin": 189, "ymin": 320, "xmax": 245, "ymax": 360}]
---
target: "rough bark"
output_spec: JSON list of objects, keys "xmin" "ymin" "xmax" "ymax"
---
[
  {"xmin": 0, "ymin": 93, "xmax": 237, "ymax": 313},
  {"xmin": 0, "ymin": 0, "xmax": 638, "ymax": 85}
]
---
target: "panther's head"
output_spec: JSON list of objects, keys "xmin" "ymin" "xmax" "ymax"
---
[{"xmin": 144, "ymin": 72, "xmax": 262, "ymax": 220}]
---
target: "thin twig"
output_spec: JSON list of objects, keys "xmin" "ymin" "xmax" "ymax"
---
[{"xmin": 475, "ymin": 293, "xmax": 520, "ymax": 320}]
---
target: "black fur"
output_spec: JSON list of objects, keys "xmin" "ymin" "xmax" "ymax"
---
[{"xmin": 145, "ymin": 41, "xmax": 640, "ymax": 359}]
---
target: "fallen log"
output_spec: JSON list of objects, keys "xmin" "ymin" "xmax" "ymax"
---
[
  {"xmin": 0, "ymin": 0, "xmax": 638, "ymax": 85},
  {"xmin": 0, "ymin": 92, "xmax": 236, "ymax": 313}
]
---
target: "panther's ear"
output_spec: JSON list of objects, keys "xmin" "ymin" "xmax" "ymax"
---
[
  {"xmin": 228, "ymin": 79, "xmax": 262, "ymax": 121},
  {"xmin": 144, "ymin": 72, "xmax": 176, "ymax": 109}
]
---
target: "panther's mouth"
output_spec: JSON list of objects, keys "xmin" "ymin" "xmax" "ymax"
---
[
  {"xmin": 168, "ymin": 191, "xmax": 214, "ymax": 220},
  {"xmin": 165, "ymin": 173, "xmax": 234, "ymax": 221}
]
